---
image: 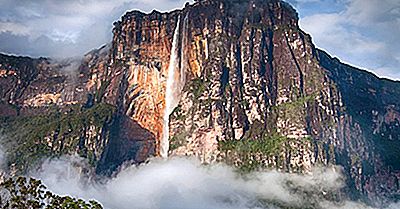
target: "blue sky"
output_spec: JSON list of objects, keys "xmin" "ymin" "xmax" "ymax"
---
[
  {"xmin": 0, "ymin": 0, "xmax": 399, "ymax": 79},
  {"xmin": 289, "ymin": 0, "xmax": 400, "ymax": 80}
]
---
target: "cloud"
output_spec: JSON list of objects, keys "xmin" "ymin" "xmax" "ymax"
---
[
  {"xmin": 300, "ymin": 13, "xmax": 385, "ymax": 55},
  {"xmin": 344, "ymin": 0, "xmax": 400, "ymax": 24},
  {"xmin": 287, "ymin": 0, "xmax": 347, "ymax": 16},
  {"xmin": 0, "ymin": 22, "xmax": 30, "ymax": 35},
  {"xmin": 30, "ymin": 156, "xmax": 399, "ymax": 209},
  {"xmin": 299, "ymin": 0, "xmax": 400, "ymax": 80},
  {"xmin": 0, "ymin": 0, "xmax": 193, "ymax": 58}
]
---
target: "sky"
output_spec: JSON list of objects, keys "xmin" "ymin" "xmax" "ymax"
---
[
  {"xmin": 288, "ymin": 0, "xmax": 400, "ymax": 80},
  {"xmin": 0, "ymin": 0, "xmax": 399, "ymax": 79}
]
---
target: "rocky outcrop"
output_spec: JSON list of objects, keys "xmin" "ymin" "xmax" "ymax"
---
[
  {"xmin": 109, "ymin": 0, "xmax": 400, "ymax": 202},
  {"xmin": 0, "ymin": 46, "xmax": 156, "ymax": 174},
  {"xmin": 318, "ymin": 50, "xmax": 400, "ymax": 201},
  {"xmin": 0, "ymin": 0, "xmax": 399, "ymax": 203},
  {"xmin": 109, "ymin": 9, "xmax": 182, "ymax": 155}
]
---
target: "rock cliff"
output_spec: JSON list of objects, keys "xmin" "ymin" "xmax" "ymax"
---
[
  {"xmin": 0, "ymin": 0, "xmax": 399, "ymax": 202},
  {"xmin": 0, "ymin": 46, "xmax": 156, "ymax": 175}
]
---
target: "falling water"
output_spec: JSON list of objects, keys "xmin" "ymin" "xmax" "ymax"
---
[
  {"xmin": 180, "ymin": 13, "xmax": 189, "ymax": 89},
  {"xmin": 161, "ymin": 17, "xmax": 181, "ymax": 158}
]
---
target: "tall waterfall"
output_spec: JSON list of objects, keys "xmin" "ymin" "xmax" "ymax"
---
[
  {"xmin": 180, "ymin": 13, "xmax": 189, "ymax": 89},
  {"xmin": 160, "ymin": 17, "xmax": 181, "ymax": 158}
]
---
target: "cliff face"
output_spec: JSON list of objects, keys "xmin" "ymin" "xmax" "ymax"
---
[
  {"xmin": 110, "ymin": 0, "xmax": 400, "ymax": 200},
  {"xmin": 0, "ymin": 0, "xmax": 399, "ymax": 202},
  {"xmin": 318, "ymin": 50, "xmax": 400, "ymax": 200},
  {"xmin": 0, "ymin": 46, "xmax": 156, "ymax": 174}
]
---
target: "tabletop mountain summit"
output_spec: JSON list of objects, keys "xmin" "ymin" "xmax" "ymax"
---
[{"xmin": 0, "ymin": 0, "xmax": 399, "ymax": 203}]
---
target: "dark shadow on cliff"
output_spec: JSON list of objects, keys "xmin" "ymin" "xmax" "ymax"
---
[
  {"xmin": 96, "ymin": 114, "xmax": 156, "ymax": 176},
  {"xmin": 317, "ymin": 49, "xmax": 400, "ymax": 201},
  {"xmin": 318, "ymin": 49, "xmax": 400, "ymax": 168}
]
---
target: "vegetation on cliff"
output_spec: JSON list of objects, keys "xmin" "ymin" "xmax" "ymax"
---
[
  {"xmin": 0, "ymin": 103, "xmax": 115, "ymax": 173},
  {"xmin": 219, "ymin": 133, "xmax": 312, "ymax": 172}
]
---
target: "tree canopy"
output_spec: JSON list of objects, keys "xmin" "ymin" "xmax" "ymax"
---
[{"xmin": 0, "ymin": 176, "xmax": 103, "ymax": 209}]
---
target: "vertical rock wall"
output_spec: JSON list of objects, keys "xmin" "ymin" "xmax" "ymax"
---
[{"xmin": 110, "ymin": 0, "xmax": 400, "ymax": 200}]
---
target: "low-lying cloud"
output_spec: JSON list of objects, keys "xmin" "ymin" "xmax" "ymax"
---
[{"xmin": 30, "ymin": 156, "xmax": 399, "ymax": 209}]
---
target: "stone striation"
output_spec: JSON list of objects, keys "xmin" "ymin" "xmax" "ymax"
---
[
  {"xmin": 318, "ymin": 50, "xmax": 400, "ymax": 201},
  {"xmin": 110, "ymin": 0, "xmax": 400, "ymax": 201},
  {"xmin": 0, "ymin": 0, "xmax": 399, "ymax": 202},
  {"xmin": 0, "ymin": 45, "xmax": 156, "ymax": 175}
]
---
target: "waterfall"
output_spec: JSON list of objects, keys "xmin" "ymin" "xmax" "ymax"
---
[
  {"xmin": 160, "ymin": 17, "xmax": 181, "ymax": 158},
  {"xmin": 180, "ymin": 13, "xmax": 189, "ymax": 89}
]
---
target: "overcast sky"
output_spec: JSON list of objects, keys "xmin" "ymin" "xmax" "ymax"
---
[{"xmin": 0, "ymin": 0, "xmax": 399, "ymax": 79}]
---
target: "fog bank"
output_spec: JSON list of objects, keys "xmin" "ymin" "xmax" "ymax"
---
[{"xmin": 29, "ymin": 156, "xmax": 400, "ymax": 209}]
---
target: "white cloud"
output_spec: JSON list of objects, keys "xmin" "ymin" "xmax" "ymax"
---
[
  {"xmin": 0, "ymin": 0, "xmax": 193, "ymax": 57},
  {"xmin": 30, "ymin": 156, "xmax": 398, "ymax": 209},
  {"xmin": 300, "ymin": 13, "xmax": 385, "ymax": 54},
  {"xmin": 344, "ymin": 0, "xmax": 400, "ymax": 24},
  {"xmin": 299, "ymin": 0, "xmax": 400, "ymax": 80},
  {"xmin": 0, "ymin": 22, "xmax": 30, "ymax": 35}
]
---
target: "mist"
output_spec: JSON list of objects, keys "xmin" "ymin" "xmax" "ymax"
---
[{"xmin": 28, "ymin": 156, "xmax": 399, "ymax": 209}]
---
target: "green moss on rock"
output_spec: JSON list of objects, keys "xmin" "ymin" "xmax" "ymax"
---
[{"xmin": 0, "ymin": 103, "xmax": 115, "ymax": 173}]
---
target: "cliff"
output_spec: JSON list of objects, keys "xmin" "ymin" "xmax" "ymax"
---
[
  {"xmin": 0, "ymin": 46, "xmax": 156, "ymax": 175},
  {"xmin": 0, "ymin": 0, "xmax": 399, "ymax": 202}
]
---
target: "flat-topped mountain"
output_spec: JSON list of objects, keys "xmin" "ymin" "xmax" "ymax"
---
[{"xmin": 0, "ymin": 0, "xmax": 399, "ymax": 202}]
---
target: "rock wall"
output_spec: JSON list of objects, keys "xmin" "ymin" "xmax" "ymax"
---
[
  {"xmin": 110, "ymin": 0, "xmax": 400, "ymax": 201},
  {"xmin": 0, "ymin": 46, "xmax": 156, "ymax": 175}
]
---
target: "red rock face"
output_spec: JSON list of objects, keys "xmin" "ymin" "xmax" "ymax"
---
[
  {"xmin": 109, "ymin": 0, "xmax": 400, "ymax": 201},
  {"xmin": 0, "ymin": 45, "xmax": 157, "ymax": 174},
  {"xmin": 0, "ymin": 47, "xmax": 108, "ymax": 109},
  {"xmin": 108, "ymin": 11, "xmax": 182, "ymax": 155}
]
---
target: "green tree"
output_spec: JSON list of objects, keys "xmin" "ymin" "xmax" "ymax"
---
[{"xmin": 0, "ymin": 176, "xmax": 103, "ymax": 209}]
